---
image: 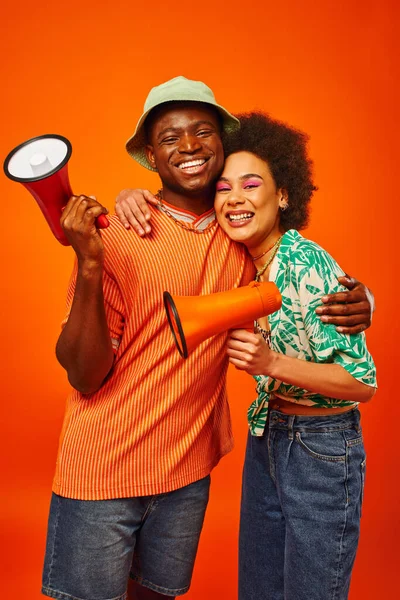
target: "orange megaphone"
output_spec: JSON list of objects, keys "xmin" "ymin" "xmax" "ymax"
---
[{"xmin": 163, "ymin": 281, "xmax": 282, "ymax": 358}]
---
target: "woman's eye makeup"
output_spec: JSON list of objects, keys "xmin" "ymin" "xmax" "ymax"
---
[
  {"xmin": 216, "ymin": 182, "xmax": 231, "ymax": 192},
  {"xmin": 243, "ymin": 178, "xmax": 261, "ymax": 189},
  {"xmin": 216, "ymin": 177, "xmax": 262, "ymax": 192}
]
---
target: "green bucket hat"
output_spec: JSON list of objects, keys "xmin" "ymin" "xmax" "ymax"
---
[{"xmin": 126, "ymin": 76, "xmax": 240, "ymax": 171}]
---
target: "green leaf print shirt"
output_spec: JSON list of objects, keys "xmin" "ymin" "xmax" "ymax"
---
[{"xmin": 248, "ymin": 230, "xmax": 377, "ymax": 437}]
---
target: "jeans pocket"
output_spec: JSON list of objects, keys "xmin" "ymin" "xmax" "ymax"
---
[{"xmin": 295, "ymin": 431, "xmax": 346, "ymax": 462}]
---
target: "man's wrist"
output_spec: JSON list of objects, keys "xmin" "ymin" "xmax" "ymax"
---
[{"xmin": 78, "ymin": 259, "xmax": 104, "ymax": 279}]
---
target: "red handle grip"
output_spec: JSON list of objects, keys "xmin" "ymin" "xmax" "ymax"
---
[{"xmin": 96, "ymin": 213, "xmax": 109, "ymax": 229}]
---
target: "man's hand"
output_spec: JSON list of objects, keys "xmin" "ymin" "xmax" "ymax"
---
[
  {"xmin": 315, "ymin": 275, "xmax": 375, "ymax": 335},
  {"xmin": 61, "ymin": 195, "xmax": 108, "ymax": 266},
  {"xmin": 115, "ymin": 188, "xmax": 158, "ymax": 235},
  {"xmin": 227, "ymin": 329, "xmax": 275, "ymax": 376}
]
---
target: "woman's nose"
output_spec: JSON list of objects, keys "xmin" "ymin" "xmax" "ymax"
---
[{"xmin": 227, "ymin": 190, "xmax": 245, "ymax": 205}]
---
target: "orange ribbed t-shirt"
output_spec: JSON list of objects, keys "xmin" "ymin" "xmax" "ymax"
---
[{"xmin": 53, "ymin": 206, "xmax": 254, "ymax": 500}]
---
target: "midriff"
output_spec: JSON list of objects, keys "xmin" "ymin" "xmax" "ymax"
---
[{"xmin": 269, "ymin": 395, "xmax": 355, "ymax": 416}]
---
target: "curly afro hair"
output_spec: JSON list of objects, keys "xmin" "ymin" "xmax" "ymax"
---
[{"xmin": 222, "ymin": 112, "xmax": 317, "ymax": 231}]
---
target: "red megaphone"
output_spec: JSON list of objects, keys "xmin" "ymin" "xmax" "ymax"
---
[{"xmin": 3, "ymin": 134, "xmax": 109, "ymax": 246}]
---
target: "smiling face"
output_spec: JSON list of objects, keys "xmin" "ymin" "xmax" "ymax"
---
[
  {"xmin": 214, "ymin": 151, "xmax": 288, "ymax": 253},
  {"xmin": 145, "ymin": 103, "xmax": 224, "ymax": 201}
]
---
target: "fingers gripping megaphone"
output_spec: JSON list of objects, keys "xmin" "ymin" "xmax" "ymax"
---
[
  {"xmin": 3, "ymin": 134, "xmax": 109, "ymax": 246},
  {"xmin": 164, "ymin": 281, "xmax": 282, "ymax": 358}
]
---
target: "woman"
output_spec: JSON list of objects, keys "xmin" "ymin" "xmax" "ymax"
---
[{"xmin": 214, "ymin": 112, "xmax": 376, "ymax": 600}]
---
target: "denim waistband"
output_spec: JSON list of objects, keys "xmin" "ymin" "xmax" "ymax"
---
[{"xmin": 268, "ymin": 407, "xmax": 361, "ymax": 433}]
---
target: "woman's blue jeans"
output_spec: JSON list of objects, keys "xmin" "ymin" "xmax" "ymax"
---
[{"xmin": 239, "ymin": 408, "xmax": 366, "ymax": 600}]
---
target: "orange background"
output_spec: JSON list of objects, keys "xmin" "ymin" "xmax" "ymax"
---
[{"xmin": 0, "ymin": 1, "xmax": 398, "ymax": 598}]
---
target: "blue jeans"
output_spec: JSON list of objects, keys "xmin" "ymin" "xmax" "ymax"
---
[
  {"xmin": 42, "ymin": 475, "xmax": 210, "ymax": 600},
  {"xmin": 239, "ymin": 408, "xmax": 366, "ymax": 600}
]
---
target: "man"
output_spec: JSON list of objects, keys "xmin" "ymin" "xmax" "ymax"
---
[{"xmin": 42, "ymin": 77, "xmax": 373, "ymax": 600}]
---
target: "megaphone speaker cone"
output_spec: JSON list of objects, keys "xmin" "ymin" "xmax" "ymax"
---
[
  {"xmin": 4, "ymin": 134, "xmax": 109, "ymax": 245},
  {"xmin": 4, "ymin": 134, "xmax": 72, "ymax": 183},
  {"xmin": 163, "ymin": 292, "xmax": 188, "ymax": 358}
]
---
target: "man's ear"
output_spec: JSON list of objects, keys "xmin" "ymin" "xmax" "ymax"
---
[{"xmin": 145, "ymin": 145, "xmax": 157, "ymax": 170}]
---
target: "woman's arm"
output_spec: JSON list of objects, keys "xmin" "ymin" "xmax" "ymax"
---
[
  {"xmin": 227, "ymin": 330, "xmax": 376, "ymax": 403},
  {"xmin": 115, "ymin": 188, "xmax": 158, "ymax": 234}
]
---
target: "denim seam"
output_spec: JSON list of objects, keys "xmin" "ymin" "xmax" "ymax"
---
[
  {"xmin": 46, "ymin": 494, "xmax": 61, "ymax": 588},
  {"xmin": 41, "ymin": 585, "xmax": 127, "ymax": 600},
  {"xmin": 347, "ymin": 437, "xmax": 363, "ymax": 447},
  {"xmin": 140, "ymin": 495, "xmax": 159, "ymax": 523},
  {"xmin": 267, "ymin": 429, "xmax": 277, "ymax": 483},
  {"xmin": 295, "ymin": 432, "xmax": 346, "ymax": 462},
  {"xmin": 287, "ymin": 415, "xmax": 295, "ymax": 440},
  {"xmin": 130, "ymin": 573, "xmax": 189, "ymax": 596},
  {"xmin": 360, "ymin": 458, "xmax": 367, "ymax": 517},
  {"xmin": 330, "ymin": 434, "xmax": 349, "ymax": 600},
  {"xmin": 272, "ymin": 425, "xmax": 358, "ymax": 434}
]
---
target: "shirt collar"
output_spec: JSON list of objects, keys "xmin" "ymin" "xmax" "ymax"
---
[
  {"xmin": 156, "ymin": 199, "xmax": 217, "ymax": 232},
  {"xmin": 269, "ymin": 230, "xmax": 302, "ymax": 281}
]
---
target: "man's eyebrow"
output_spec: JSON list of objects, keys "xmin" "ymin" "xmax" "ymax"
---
[
  {"xmin": 157, "ymin": 120, "xmax": 218, "ymax": 140},
  {"xmin": 193, "ymin": 120, "xmax": 219, "ymax": 129},
  {"xmin": 218, "ymin": 173, "xmax": 264, "ymax": 182}
]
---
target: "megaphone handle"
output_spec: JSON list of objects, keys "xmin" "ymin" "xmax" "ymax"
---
[
  {"xmin": 63, "ymin": 179, "xmax": 109, "ymax": 229},
  {"xmin": 96, "ymin": 213, "xmax": 110, "ymax": 229},
  {"xmin": 234, "ymin": 321, "xmax": 255, "ymax": 333},
  {"xmin": 60, "ymin": 202, "xmax": 109, "ymax": 230}
]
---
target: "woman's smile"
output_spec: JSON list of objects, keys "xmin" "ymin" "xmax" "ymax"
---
[
  {"xmin": 214, "ymin": 151, "xmax": 285, "ymax": 252},
  {"xmin": 225, "ymin": 210, "xmax": 255, "ymax": 227}
]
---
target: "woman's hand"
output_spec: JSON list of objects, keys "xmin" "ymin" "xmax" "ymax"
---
[
  {"xmin": 315, "ymin": 275, "xmax": 375, "ymax": 334},
  {"xmin": 227, "ymin": 329, "xmax": 276, "ymax": 375},
  {"xmin": 115, "ymin": 188, "xmax": 158, "ymax": 235}
]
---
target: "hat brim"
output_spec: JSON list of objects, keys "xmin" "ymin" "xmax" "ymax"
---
[{"xmin": 126, "ymin": 101, "xmax": 239, "ymax": 172}]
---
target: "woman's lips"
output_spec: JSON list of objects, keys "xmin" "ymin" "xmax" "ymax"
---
[{"xmin": 225, "ymin": 211, "xmax": 254, "ymax": 227}]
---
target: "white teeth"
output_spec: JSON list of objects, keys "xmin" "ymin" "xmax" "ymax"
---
[
  {"xmin": 228, "ymin": 213, "xmax": 253, "ymax": 221},
  {"xmin": 178, "ymin": 159, "xmax": 206, "ymax": 169}
]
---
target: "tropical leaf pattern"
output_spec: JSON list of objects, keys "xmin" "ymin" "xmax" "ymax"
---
[{"xmin": 248, "ymin": 230, "xmax": 377, "ymax": 436}]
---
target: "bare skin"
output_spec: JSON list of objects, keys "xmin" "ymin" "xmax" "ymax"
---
[
  {"xmin": 56, "ymin": 194, "xmax": 114, "ymax": 394},
  {"xmin": 114, "ymin": 189, "xmax": 375, "ymax": 335},
  {"xmin": 227, "ymin": 328, "xmax": 375, "ymax": 401},
  {"xmin": 145, "ymin": 102, "xmax": 224, "ymax": 214}
]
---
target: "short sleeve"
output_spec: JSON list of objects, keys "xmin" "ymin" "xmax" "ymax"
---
[
  {"xmin": 61, "ymin": 260, "xmax": 125, "ymax": 353},
  {"xmin": 292, "ymin": 246, "xmax": 376, "ymax": 388}
]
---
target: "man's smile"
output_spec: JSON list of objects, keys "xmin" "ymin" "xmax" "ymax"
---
[{"xmin": 175, "ymin": 157, "xmax": 211, "ymax": 175}]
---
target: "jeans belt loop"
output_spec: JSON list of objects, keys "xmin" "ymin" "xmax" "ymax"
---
[
  {"xmin": 288, "ymin": 415, "xmax": 295, "ymax": 440},
  {"xmin": 354, "ymin": 408, "xmax": 361, "ymax": 433}
]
